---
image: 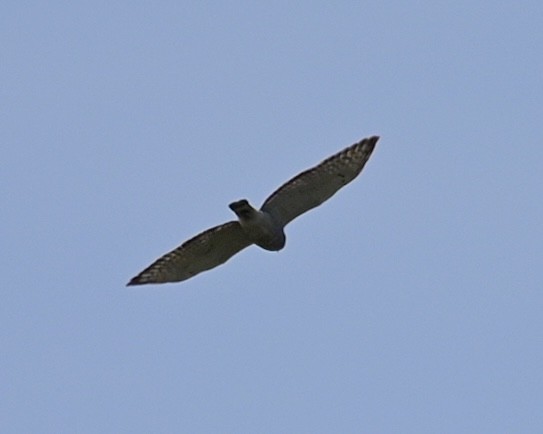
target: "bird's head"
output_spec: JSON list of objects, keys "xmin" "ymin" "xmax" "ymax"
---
[{"xmin": 229, "ymin": 199, "xmax": 256, "ymax": 219}]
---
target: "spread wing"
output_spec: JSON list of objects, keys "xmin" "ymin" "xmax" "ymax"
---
[
  {"xmin": 127, "ymin": 221, "xmax": 252, "ymax": 285},
  {"xmin": 261, "ymin": 136, "xmax": 379, "ymax": 227}
]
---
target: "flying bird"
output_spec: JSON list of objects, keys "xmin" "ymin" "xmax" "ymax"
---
[{"xmin": 127, "ymin": 136, "xmax": 379, "ymax": 285}]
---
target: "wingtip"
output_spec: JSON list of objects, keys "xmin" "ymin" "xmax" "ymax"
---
[
  {"xmin": 355, "ymin": 135, "xmax": 379, "ymax": 146},
  {"xmin": 362, "ymin": 135, "xmax": 380, "ymax": 152},
  {"xmin": 126, "ymin": 277, "xmax": 142, "ymax": 287},
  {"xmin": 351, "ymin": 135, "xmax": 379, "ymax": 154}
]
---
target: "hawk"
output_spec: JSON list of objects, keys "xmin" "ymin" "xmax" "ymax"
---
[{"xmin": 127, "ymin": 136, "xmax": 379, "ymax": 285}]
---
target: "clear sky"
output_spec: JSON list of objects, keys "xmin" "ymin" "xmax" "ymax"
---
[{"xmin": 2, "ymin": 2, "xmax": 543, "ymax": 433}]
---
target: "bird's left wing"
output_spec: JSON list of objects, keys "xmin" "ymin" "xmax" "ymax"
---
[
  {"xmin": 127, "ymin": 221, "xmax": 252, "ymax": 285},
  {"xmin": 261, "ymin": 136, "xmax": 378, "ymax": 227}
]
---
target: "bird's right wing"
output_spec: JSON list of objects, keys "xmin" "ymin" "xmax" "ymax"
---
[
  {"xmin": 261, "ymin": 136, "xmax": 378, "ymax": 227},
  {"xmin": 127, "ymin": 221, "xmax": 253, "ymax": 285}
]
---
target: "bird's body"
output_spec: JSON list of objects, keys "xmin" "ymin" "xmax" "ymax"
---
[
  {"xmin": 229, "ymin": 199, "xmax": 286, "ymax": 251},
  {"xmin": 127, "ymin": 136, "xmax": 379, "ymax": 286}
]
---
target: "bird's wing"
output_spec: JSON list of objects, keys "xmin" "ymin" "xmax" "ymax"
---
[
  {"xmin": 127, "ymin": 221, "xmax": 252, "ymax": 285},
  {"xmin": 261, "ymin": 136, "xmax": 378, "ymax": 227}
]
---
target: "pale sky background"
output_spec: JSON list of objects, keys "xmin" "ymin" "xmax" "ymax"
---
[{"xmin": 2, "ymin": 2, "xmax": 543, "ymax": 433}]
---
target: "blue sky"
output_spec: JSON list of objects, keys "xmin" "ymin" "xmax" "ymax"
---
[{"xmin": 2, "ymin": 2, "xmax": 542, "ymax": 433}]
